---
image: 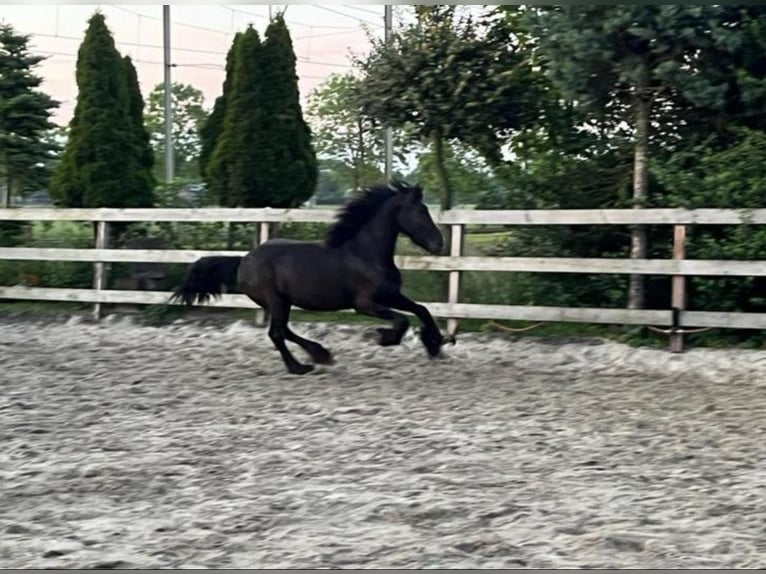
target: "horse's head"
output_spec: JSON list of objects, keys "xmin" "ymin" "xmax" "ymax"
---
[{"xmin": 394, "ymin": 183, "xmax": 444, "ymax": 255}]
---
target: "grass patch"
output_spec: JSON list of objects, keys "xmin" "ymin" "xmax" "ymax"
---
[{"xmin": 0, "ymin": 300, "xmax": 92, "ymax": 318}]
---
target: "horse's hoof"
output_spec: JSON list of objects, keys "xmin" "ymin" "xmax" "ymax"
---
[
  {"xmin": 288, "ymin": 363, "xmax": 315, "ymax": 375},
  {"xmin": 312, "ymin": 349, "xmax": 335, "ymax": 365},
  {"xmin": 376, "ymin": 327, "xmax": 401, "ymax": 347},
  {"xmin": 443, "ymin": 334, "xmax": 456, "ymax": 346},
  {"xmin": 420, "ymin": 329, "xmax": 442, "ymax": 357}
]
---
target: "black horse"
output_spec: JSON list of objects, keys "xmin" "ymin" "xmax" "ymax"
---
[{"xmin": 170, "ymin": 181, "xmax": 455, "ymax": 374}]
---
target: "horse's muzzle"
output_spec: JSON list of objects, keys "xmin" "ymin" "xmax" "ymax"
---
[{"xmin": 428, "ymin": 238, "xmax": 445, "ymax": 255}]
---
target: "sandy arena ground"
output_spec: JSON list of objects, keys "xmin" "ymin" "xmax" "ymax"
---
[{"xmin": 1, "ymin": 313, "xmax": 766, "ymax": 569}]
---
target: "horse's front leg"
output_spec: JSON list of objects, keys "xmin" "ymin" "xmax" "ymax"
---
[
  {"xmin": 354, "ymin": 299, "xmax": 410, "ymax": 347},
  {"xmin": 380, "ymin": 291, "xmax": 454, "ymax": 357}
]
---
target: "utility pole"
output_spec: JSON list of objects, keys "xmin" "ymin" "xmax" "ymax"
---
[
  {"xmin": 383, "ymin": 5, "xmax": 393, "ymax": 182},
  {"xmin": 162, "ymin": 5, "xmax": 174, "ymax": 183}
]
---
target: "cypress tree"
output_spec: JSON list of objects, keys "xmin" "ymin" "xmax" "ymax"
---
[
  {"xmin": 207, "ymin": 17, "xmax": 317, "ymax": 208},
  {"xmin": 199, "ymin": 32, "xmax": 241, "ymax": 189},
  {"xmin": 257, "ymin": 14, "xmax": 317, "ymax": 207},
  {"xmin": 208, "ymin": 25, "xmax": 264, "ymax": 207},
  {"xmin": 122, "ymin": 55, "xmax": 155, "ymax": 203},
  {"xmin": 51, "ymin": 12, "xmax": 154, "ymax": 208}
]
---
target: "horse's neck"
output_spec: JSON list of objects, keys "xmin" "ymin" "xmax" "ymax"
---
[{"xmin": 344, "ymin": 205, "xmax": 399, "ymax": 266}]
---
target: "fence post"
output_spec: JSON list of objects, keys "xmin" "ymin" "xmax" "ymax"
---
[
  {"xmin": 447, "ymin": 223, "xmax": 463, "ymax": 336},
  {"xmin": 92, "ymin": 220, "xmax": 108, "ymax": 321},
  {"xmin": 253, "ymin": 221, "xmax": 270, "ymax": 326},
  {"xmin": 670, "ymin": 224, "xmax": 687, "ymax": 353}
]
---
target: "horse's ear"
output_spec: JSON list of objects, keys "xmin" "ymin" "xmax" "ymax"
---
[{"xmin": 411, "ymin": 184, "xmax": 423, "ymax": 202}]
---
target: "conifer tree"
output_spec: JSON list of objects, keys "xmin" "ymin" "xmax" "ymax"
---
[
  {"xmin": 51, "ymin": 12, "xmax": 154, "ymax": 208},
  {"xmin": 257, "ymin": 14, "xmax": 317, "ymax": 207},
  {"xmin": 122, "ymin": 55, "xmax": 155, "ymax": 201},
  {"xmin": 207, "ymin": 26, "xmax": 263, "ymax": 207},
  {"xmin": 205, "ymin": 17, "xmax": 317, "ymax": 208},
  {"xmin": 0, "ymin": 24, "xmax": 59, "ymax": 208},
  {"xmin": 199, "ymin": 32, "xmax": 241, "ymax": 189}
]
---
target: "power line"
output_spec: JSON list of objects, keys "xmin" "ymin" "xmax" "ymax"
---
[
  {"xmin": 105, "ymin": 5, "xmax": 231, "ymax": 37},
  {"xmin": 341, "ymin": 5, "xmax": 383, "ymax": 17},
  {"xmin": 104, "ymin": 5, "xmax": 371, "ymax": 43},
  {"xmin": 30, "ymin": 31, "xmax": 228, "ymax": 57},
  {"xmin": 29, "ymin": 4, "xmax": 362, "ymax": 115},
  {"xmin": 219, "ymin": 5, "xmax": 269, "ymax": 22},
  {"xmin": 36, "ymin": 49, "xmax": 345, "ymax": 80},
  {"xmin": 293, "ymin": 28, "xmax": 369, "ymax": 41},
  {"xmin": 311, "ymin": 5, "xmax": 382, "ymax": 27},
  {"xmin": 221, "ymin": 5, "xmax": 365, "ymax": 30},
  {"xmin": 30, "ymin": 30, "xmax": 354, "ymax": 70}
]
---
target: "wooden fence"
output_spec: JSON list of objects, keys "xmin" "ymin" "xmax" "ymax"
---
[{"xmin": 2, "ymin": 206, "xmax": 766, "ymax": 351}]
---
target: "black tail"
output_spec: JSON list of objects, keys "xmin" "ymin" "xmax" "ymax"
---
[{"xmin": 170, "ymin": 256, "xmax": 243, "ymax": 306}]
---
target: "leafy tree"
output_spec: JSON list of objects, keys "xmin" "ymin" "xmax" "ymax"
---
[
  {"xmin": 0, "ymin": 23, "xmax": 59, "ymax": 208},
  {"xmin": 676, "ymin": 6, "xmax": 766, "ymax": 144},
  {"xmin": 256, "ymin": 13, "xmax": 317, "ymax": 207},
  {"xmin": 313, "ymin": 167, "xmax": 345, "ymax": 205},
  {"xmin": 199, "ymin": 32, "xmax": 240, "ymax": 186},
  {"xmin": 409, "ymin": 140, "xmax": 502, "ymax": 207},
  {"xmin": 51, "ymin": 12, "xmax": 154, "ymax": 209},
  {"xmin": 145, "ymin": 82, "xmax": 208, "ymax": 180},
  {"xmin": 479, "ymin": 127, "xmax": 638, "ymax": 309},
  {"xmin": 653, "ymin": 128, "xmax": 766, "ymax": 319},
  {"xmin": 306, "ymin": 72, "xmax": 404, "ymax": 192},
  {"xmin": 521, "ymin": 5, "xmax": 748, "ymax": 309},
  {"xmin": 357, "ymin": 5, "xmax": 540, "ymax": 210}
]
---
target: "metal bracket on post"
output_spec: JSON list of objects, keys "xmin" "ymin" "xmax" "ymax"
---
[
  {"xmin": 93, "ymin": 220, "xmax": 108, "ymax": 321},
  {"xmin": 447, "ymin": 223, "xmax": 463, "ymax": 336}
]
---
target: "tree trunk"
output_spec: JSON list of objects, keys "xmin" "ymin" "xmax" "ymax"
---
[
  {"xmin": 2, "ymin": 172, "xmax": 11, "ymax": 208},
  {"xmin": 628, "ymin": 85, "xmax": 650, "ymax": 310},
  {"xmin": 432, "ymin": 128, "xmax": 453, "ymax": 212},
  {"xmin": 431, "ymin": 129, "xmax": 452, "ymax": 307}
]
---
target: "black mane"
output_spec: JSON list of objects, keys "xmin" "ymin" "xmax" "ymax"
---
[{"xmin": 325, "ymin": 182, "xmax": 410, "ymax": 247}]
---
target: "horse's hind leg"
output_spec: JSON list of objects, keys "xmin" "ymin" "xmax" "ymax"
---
[
  {"xmin": 268, "ymin": 296, "xmax": 314, "ymax": 375},
  {"xmin": 285, "ymin": 328, "xmax": 334, "ymax": 365}
]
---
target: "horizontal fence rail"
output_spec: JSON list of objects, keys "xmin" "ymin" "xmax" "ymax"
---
[
  {"xmin": 2, "ymin": 248, "xmax": 766, "ymax": 277},
  {"xmin": 2, "ymin": 206, "xmax": 766, "ymax": 224},
  {"xmin": 2, "ymin": 207, "xmax": 766, "ymax": 349}
]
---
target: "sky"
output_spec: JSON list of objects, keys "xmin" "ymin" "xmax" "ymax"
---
[{"xmin": 1, "ymin": 4, "xmax": 389, "ymax": 126}]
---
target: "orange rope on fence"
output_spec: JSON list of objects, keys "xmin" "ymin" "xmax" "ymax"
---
[
  {"xmin": 487, "ymin": 321, "xmax": 712, "ymax": 336},
  {"xmin": 647, "ymin": 325, "xmax": 713, "ymax": 335},
  {"xmin": 487, "ymin": 320, "xmax": 544, "ymax": 333}
]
